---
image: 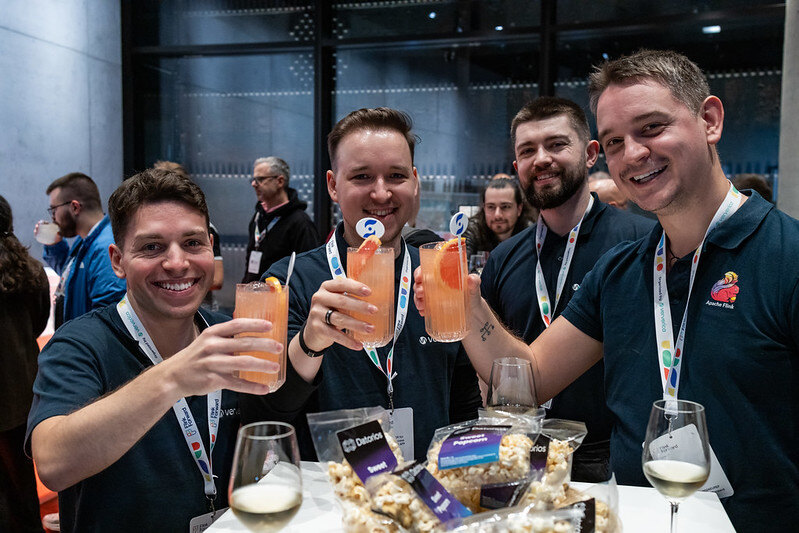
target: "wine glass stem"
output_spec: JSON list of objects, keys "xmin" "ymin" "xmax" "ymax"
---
[{"xmin": 670, "ymin": 502, "xmax": 680, "ymax": 533}]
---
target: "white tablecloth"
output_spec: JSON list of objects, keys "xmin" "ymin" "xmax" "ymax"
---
[{"xmin": 208, "ymin": 461, "xmax": 735, "ymax": 532}]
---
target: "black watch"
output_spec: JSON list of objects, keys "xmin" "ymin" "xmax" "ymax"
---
[{"xmin": 298, "ymin": 324, "xmax": 325, "ymax": 358}]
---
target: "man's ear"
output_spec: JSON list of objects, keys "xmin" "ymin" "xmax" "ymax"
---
[
  {"xmin": 701, "ymin": 95, "xmax": 724, "ymax": 146},
  {"xmin": 585, "ymin": 140, "xmax": 600, "ymax": 168},
  {"xmin": 109, "ymin": 244, "xmax": 126, "ymax": 279},
  {"xmin": 326, "ymin": 170, "xmax": 338, "ymax": 203}
]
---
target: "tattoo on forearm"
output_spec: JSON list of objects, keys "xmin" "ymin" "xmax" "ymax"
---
[{"xmin": 479, "ymin": 322, "xmax": 494, "ymax": 342}]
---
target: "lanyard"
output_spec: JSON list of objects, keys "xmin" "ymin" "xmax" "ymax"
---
[
  {"xmin": 653, "ymin": 184, "xmax": 741, "ymax": 400},
  {"xmin": 325, "ymin": 232, "xmax": 412, "ymax": 411},
  {"xmin": 534, "ymin": 196, "xmax": 594, "ymax": 327},
  {"xmin": 116, "ymin": 295, "xmax": 221, "ymax": 499},
  {"xmin": 253, "ymin": 211, "xmax": 280, "ymax": 247}
]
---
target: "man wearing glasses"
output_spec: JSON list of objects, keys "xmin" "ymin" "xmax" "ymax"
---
[
  {"xmin": 242, "ymin": 156, "xmax": 319, "ymax": 282},
  {"xmin": 39, "ymin": 172, "xmax": 125, "ymax": 327}
]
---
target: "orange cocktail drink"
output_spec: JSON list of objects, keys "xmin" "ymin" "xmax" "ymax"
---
[
  {"xmin": 234, "ymin": 279, "xmax": 288, "ymax": 391},
  {"xmin": 346, "ymin": 237, "xmax": 395, "ymax": 348},
  {"xmin": 419, "ymin": 239, "xmax": 469, "ymax": 342}
]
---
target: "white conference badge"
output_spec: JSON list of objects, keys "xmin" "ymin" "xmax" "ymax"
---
[
  {"xmin": 389, "ymin": 407, "xmax": 415, "ymax": 460},
  {"xmin": 247, "ymin": 250, "xmax": 263, "ymax": 274}
]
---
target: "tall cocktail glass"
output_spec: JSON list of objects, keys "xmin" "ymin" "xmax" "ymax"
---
[
  {"xmin": 419, "ymin": 240, "xmax": 469, "ymax": 342},
  {"xmin": 346, "ymin": 246, "xmax": 394, "ymax": 348},
  {"xmin": 234, "ymin": 281, "xmax": 288, "ymax": 391}
]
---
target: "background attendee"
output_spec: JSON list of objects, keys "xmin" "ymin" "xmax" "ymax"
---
[
  {"xmin": 731, "ymin": 172, "xmax": 773, "ymax": 202},
  {"xmin": 38, "ymin": 172, "xmax": 125, "ymax": 327},
  {"xmin": 153, "ymin": 160, "xmax": 224, "ymax": 310},
  {"xmin": 479, "ymin": 97, "xmax": 653, "ymax": 481},
  {"xmin": 26, "ymin": 169, "xmax": 281, "ymax": 532},
  {"xmin": 463, "ymin": 177, "xmax": 534, "ymax": 257},
  {"xmin": 243, "ymin": 156, "xmax": 319, "ymax": 282},
  {"xmin": 589, "ymin": 176, "xmax": 629, "ymax": 209},
  {"xmin": 0, "ymin": 195, "xmax": 49, "ymax": 533},
  {"xmin": 241, "ymin": 108, "xmax": 481, "ymax": 461}
]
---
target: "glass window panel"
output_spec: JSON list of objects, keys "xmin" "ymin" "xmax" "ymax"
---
[
  {"xmin": 554, "ymin": 17, "xmax": 783, "ymax": 187},
  {"xmin": 331, "ymin": 0, "xmax": 539, "ymax": 40},
  {"xmin": 133, "ymin": 0, "xmax": 314, "ymax": 46},
  {"xmin": 557, "ymin": 0, "xmax": 777, "ymax": 25},
  {"xmin": 137, "ymin": 53, "xmax": 314, "ymax": 307},
  {"xmin": 334, "ymin": 41, "xmax": 539, "ymax": 233}
]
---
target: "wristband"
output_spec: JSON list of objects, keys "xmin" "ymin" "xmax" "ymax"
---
[{"xmin": 298, "ymin": 324, "xmax": 325, "ymax": 358}]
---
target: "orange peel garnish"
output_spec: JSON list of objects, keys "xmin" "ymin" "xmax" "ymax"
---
[
  {"xmin": 436, "ymin": 238, "xmax": 465, "ymax": 290},
  {"xmin": 262, "ymin": 276, "xmax": 283, "ymax": 292},
  {"xmin": 350, "ymin": 236, "xmax": 382, "ymax": 279}
]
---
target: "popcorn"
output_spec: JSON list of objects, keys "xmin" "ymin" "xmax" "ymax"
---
[
  {"xmin": 369, "ymin": 473, "xmax": 441, "ymax": 532},
  {"xmin": 426, "ymin": 432, "xmax": 534, "ymax": 512},
  {"xmin": 328, "ymin": 433, "xmax": 405, "ymax": 531}
]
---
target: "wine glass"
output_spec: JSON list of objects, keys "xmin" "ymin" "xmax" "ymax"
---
[
  {"xmin": 642, "ymin": 399, "xmax": 710, "ymax": 533},
  {"xmin": 469, "ymin": 252, "xmax": 489, "ymax": 275},
  {"xmin": 228, "ymin": 422, "xmax": 303, "ymax": 532},
  {"xmin": 486, "ymin": 357, "xmax": 537, "ymax": 414}
]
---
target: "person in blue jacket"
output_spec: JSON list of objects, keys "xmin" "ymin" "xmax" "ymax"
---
[{"xmin": 38, "ymin": 172, "xmax": 126, "ymax": 327}]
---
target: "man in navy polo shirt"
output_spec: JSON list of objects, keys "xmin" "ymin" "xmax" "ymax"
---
[
  {"xmin": 479, "ymin": 97, "xmax": 653, "ymax": 482},
  {"xmin": 241, "ymin": 108, "xmax": 482, "ymax": 461},
  {"xmin": 26, "ymin": 169, "xmax": 281, "ymax": 532},
  {"xmin": 416, "ymin": 50, "xmax": 798, "ymax": 531}
]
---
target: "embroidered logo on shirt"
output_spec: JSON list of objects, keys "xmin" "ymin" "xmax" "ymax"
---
[{"xmin": 710, "ymin": 271, "xmax": 739, "ymax": 303}]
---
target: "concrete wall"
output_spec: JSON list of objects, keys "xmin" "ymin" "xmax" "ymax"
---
[
  {"xmin": 0, "ymin": 0, "xmax": 122, "ymax": 258},
  {"xmin": 779, "ymin": 0, "xmax": 799, "ymax": 217}
]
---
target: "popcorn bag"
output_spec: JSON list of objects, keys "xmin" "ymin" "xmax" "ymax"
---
[
  {"xmin": 309, "ymin": 407, "xmax": 407, "ymax": 532},
  {"xmin": 448, "ymin": 506, "xmax": 586, "ymax": 533},
  {"xmin": 425, "ymin": 412, "xmax": 545, "ymax": 513}
]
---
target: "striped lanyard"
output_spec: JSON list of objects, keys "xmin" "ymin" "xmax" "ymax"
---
[
  {"xmin": 325, "ymin": 233, "xmax": 412, "ymax": 411},
  {"xmin": 653, "ymin": 184, "xmax": 741, "ymax": 400},
  {"xmin": 534, "ymin": 196, "xmax": 594, "ymax": 327},
  {"xmin": 116, "ymin": 295, "xmax": 221, "ymax": 499},
  {"xmin": 253, "ymin": 211, "xmax": 280, "ymax": 247}
]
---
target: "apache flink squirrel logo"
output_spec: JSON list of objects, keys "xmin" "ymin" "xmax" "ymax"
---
[{"xmin": 710, "ymin": 271, "xmax": 739, "ymax": 303}]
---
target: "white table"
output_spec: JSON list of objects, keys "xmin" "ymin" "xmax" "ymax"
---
[{"xmin": 208, "ymin": 462, "xmax": 735, "ymax": 532}]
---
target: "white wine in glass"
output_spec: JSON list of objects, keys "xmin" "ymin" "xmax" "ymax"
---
[
  {"xmin": 642, "ymin": 399, "xmax": 710, "ymax": 533},
  {"xmin": 228, "ymin": 422, "xmax": 302, "ymax": 532}
]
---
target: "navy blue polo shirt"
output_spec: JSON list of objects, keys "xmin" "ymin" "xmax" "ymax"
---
[
  {"xmin": 240, "ymin": 225, "xmax": 482, "ymax": 461},
  {"xmin": 26, "ymin": 306, "xmax": 239, "ymax": 533},
  {"xmin": 481, "ymin": 195, "xmax": 654, "ymax": 444},
  {"xmin": 563, "ymin": 192, "xmax": 799, "ymax": 532}
]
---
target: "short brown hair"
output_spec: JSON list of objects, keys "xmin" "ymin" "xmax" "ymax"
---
[
  {"xmin": 153, "ymin": 160, "xmax": 190, "ymax": 181},
  {"xmin": 511, "ymin": 97, "xmax": 591, "ymax": 147},
  {"xmin": 588, "ymin": 49, "xmax": 710, "ymax": 116},
  {"xmin": 46, "ymin": 172, "xmax": 102, "ymax": 212},
  {"xmin": 327, "ymin": 107, "xmax": 418, "ymax": 168},
  {"xmin": 108, "ymin": 168, "xmax": 209, "ymax": 247}
]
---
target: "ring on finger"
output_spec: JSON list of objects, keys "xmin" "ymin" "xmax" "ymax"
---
[{"xmin": 324, "ymin": 309, "xmax": 335, "ymax": 326}]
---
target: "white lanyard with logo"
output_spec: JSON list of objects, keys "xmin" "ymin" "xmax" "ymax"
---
[
  {"xmin": 653, "ymin": 184, "xmax": 741, "ymax": 400},
  {"xmin": 324, "ymin": 232, "xmax": 412, "ymax": 411},
  {"xmin": 534, "ymin": 196, "xmax": 594, "ymax": 328},
  {"xmin": 116, "ymin": 295, "xmax": 221, "ymax": 501}
]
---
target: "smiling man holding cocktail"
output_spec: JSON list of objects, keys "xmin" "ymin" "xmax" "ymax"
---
[{"xmin": 241, "ymin": 107, "xmax": 482, "ymax": 461}]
